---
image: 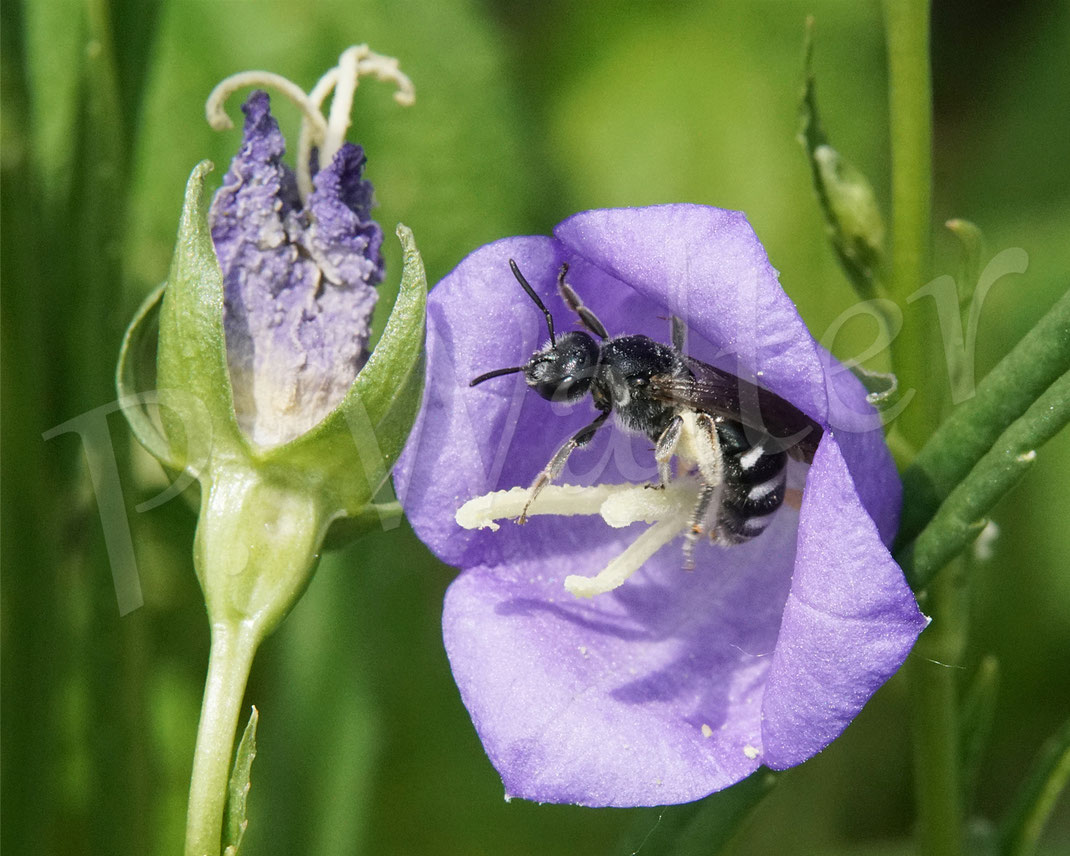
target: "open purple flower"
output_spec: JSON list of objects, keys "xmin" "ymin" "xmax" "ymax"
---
[
  {"xmin": 395, "ymin": 205, "xmax": 928, "ymax": 807},
  {"xmin": 209, "ymin": 90, "xmax": 383, "ymax": 448}
]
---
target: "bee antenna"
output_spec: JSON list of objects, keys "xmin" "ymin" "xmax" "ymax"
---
[
  {"xmin": 509, "ymin": 259, "xmax": 556, "ymax": 346},
  {"xmin": 470, "ymin": 365, "xmax": 524, "ymax": 387}
]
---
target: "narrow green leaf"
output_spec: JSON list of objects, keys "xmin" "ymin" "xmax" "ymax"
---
[
  {"xmin": 999, "ymin": 716, "xmax": 1070, "ymax": 856},
  {"xmin": 960, "ymin": 655, "xmax": 999, "ymax": 812},
  {"xmin": 897, "ymin": 371, "xmax": 1070, "ymax": 589},
  {"xmin": 897, "ymin": 289, "xmax": 1070, "ymax": 547},
  {"xmin": 222, "ymin": 706, "xmax": 259, "ymax": 856},
  {"xmin": 156, "ymin": 160, "xmax": 246, "ymax": 471},
  {"xmin": 798, "ymin": 18, "xmax": 886, "ymax": 299},
  {"xmin": 619, "ymin": 771, "xmax": 776, "ymax": 856},
  {"xmin": 265, "ymin": 223, "xmax": 427, "ymax": 515}
]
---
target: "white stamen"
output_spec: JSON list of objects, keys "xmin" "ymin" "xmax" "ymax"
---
[
  {"xmin": 205, "ymin": 45, "xmax": 414, "ymax": 204},
  {"xmin": 205, "ymin": 71, "xmax": 328, "ymax": 136}
]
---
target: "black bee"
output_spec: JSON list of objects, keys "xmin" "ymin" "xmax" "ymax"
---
[{"xmin": 470, "ymin": 260, "xmax": 822, "ymax": 566}]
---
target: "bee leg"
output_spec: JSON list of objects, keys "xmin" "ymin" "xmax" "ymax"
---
[
  {"xmin": 683, "ymin": 483, "xmax": 720, "ymax": 570},
  {"xmin": 557, "ymin": 264, "xmax": 609, "ymax": 339},
  {"xmin": 691, "ymin": 413, "xmax": 724, "ymax": 487},
  {"xmin": 651, "ymin": 414, "xmax": 684, "ymax": 488},
  {"xmin": 518, "ymin": 409, "xmax": 611, "ymax": 523},
  {"xmin": 680, "ymin": 413, "xmax": 725, "ymax": 569}
]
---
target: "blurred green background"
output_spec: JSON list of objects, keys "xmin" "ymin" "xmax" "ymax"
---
[{"xmin": 2, "ymin": 0, "xmax": 1068, "ymax": 854}]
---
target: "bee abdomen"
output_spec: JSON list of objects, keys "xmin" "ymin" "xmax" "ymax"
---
[{"xmin": 715, "ymin": 420, "xmax": 788, "ymax": 544}]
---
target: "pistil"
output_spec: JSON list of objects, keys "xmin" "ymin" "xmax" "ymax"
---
[{"xmin": 456, "ymin": 478, "xmax": 702, "ymax": 598}]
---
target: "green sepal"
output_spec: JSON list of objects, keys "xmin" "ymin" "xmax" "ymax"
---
[
  {"xmin": 798, "ymin": 18, "xmax": 887, "ymax": 299},
  {"xmin": 260, "ymin": 223, "xmax": 427, "ymax": 517},
  {"xmin": 156, "ymin": 160, "xmax": 247, "ymax": 474},
  {"xmin": 222, "ymin": 706, "xmax": 259, "ymax": 856},
  {"xmin": 116, "ymin": 281, "xmax": 178, "ymax": 467},
  {"xmin": 323, "ymin": 501, "xmax": 404, "ymax": 549}
]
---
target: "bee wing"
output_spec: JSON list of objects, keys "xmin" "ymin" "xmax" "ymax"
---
[{"xmin": 649, "ymin": 356, "xmax": 822, "ymax": 463}]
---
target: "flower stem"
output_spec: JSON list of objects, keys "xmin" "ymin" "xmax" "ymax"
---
[
  {"xmin": 883, "ymin": 0, "xmax": 935, "ymax": 449},
  {"xmin": 908, "ymin": 564, "xmax": 966, "ymax": 856},
  {"xmin": 882, "ymin": 2, "xmax": 966, "ymax": 854},
  {"xmin": 184, "ymin": 622, "xmax": 260, "ymax": 856}
]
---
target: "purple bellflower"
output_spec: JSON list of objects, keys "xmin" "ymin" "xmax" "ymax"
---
[{"xmin": 395, "ymin": 205, "xmax": 928, "ymax": 807}]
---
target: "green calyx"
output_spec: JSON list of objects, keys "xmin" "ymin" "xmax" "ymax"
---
[{"xmin": 116, "ymin": 160, "xmax": 427, "ymax": 629}]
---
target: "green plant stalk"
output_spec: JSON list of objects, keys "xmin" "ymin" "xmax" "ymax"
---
[
  {"xmin": 909, "ymin": 562, "xmax": 967, "ymax": 856},
  {"xmin": 897, "ymin": 289, "xmax": 1070, "ymax": 547},
  {"xmin": 881, "ymin": 2, "xmax": 966, "ymax": 854},
  {"xmin": 911, "ymin": 560, "xmax": 971, "ymax": 856},
  {"xmin": 185, "ymin": 623, "xmax": 260, "ymax": 856},
  {"xmin": 883, "ymin": 0, "xmax": 935, "ymax": 450}
]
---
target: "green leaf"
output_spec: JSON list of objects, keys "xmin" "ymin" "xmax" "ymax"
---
[
  {"xmin": 798, "ymin": 18, "xmax": 887, "ymax": 299},
  {"xmin": 619, "ymin": 771, "xmax": 776, "ymax": 856},
  {"xmin": 222, "ymin": 706, "xmax": 259, "ymax": 856},
  {"xmin": 897, "ymin": 371, "xmax": 1070, "ymax": 589},
  {"xmin": 156, "ymin": 160, "xmax": 246, "ymax": 472},
  {"xmin": 897, "ymin": 289, "xmax": 1070, "ymax": 548},
  {"xmin": 264, "ymin": 223, "xmax": 427, "ymax": 516},
  {"xmin": 998, "ymin": 716, "xmax": 1070, "ymax": 856}
]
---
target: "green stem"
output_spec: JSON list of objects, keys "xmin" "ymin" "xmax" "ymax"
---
[
  {"xmin": 883, "ymin": 0, "xmax": 935, "ymax": 449},
  {"xmin": 185, "ymin": 623, "xmax": 260, "ymax": 856},
  {"xmin": 908, "ymin": 564, "xmax": 966, "ymax": 856},
  {"xmin": 882, "ymin": 2, "xmax": 965, "ymax": 854}
]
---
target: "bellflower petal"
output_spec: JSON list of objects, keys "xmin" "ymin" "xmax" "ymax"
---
[
  {"xmin": 396, "ymin": 204, "xmax": 927, "ymax": 806},
  {"xmin": 209, "ymin": 91, "xmax": 382, "ymax": 448}
]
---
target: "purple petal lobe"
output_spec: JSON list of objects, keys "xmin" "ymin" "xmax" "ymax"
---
[
  {"xmin": 443, "ymin": 512, "xmax": 803, "ymax": 806},
  {"xmin": 760, "ymin": 438, "xmax": 928, "ymax": 769},
  {"xmin": 209, "ymin": 92, "xmax": 382, "ymax": 447}
]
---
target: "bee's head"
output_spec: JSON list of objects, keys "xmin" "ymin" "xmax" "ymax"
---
[
  {"xmin": 523, "ymin": 331, "xmax": 599, "ymax": 402},
  {"xmin": 469, "ymin": 259, "xmax": 604, "ymax": 401}
]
